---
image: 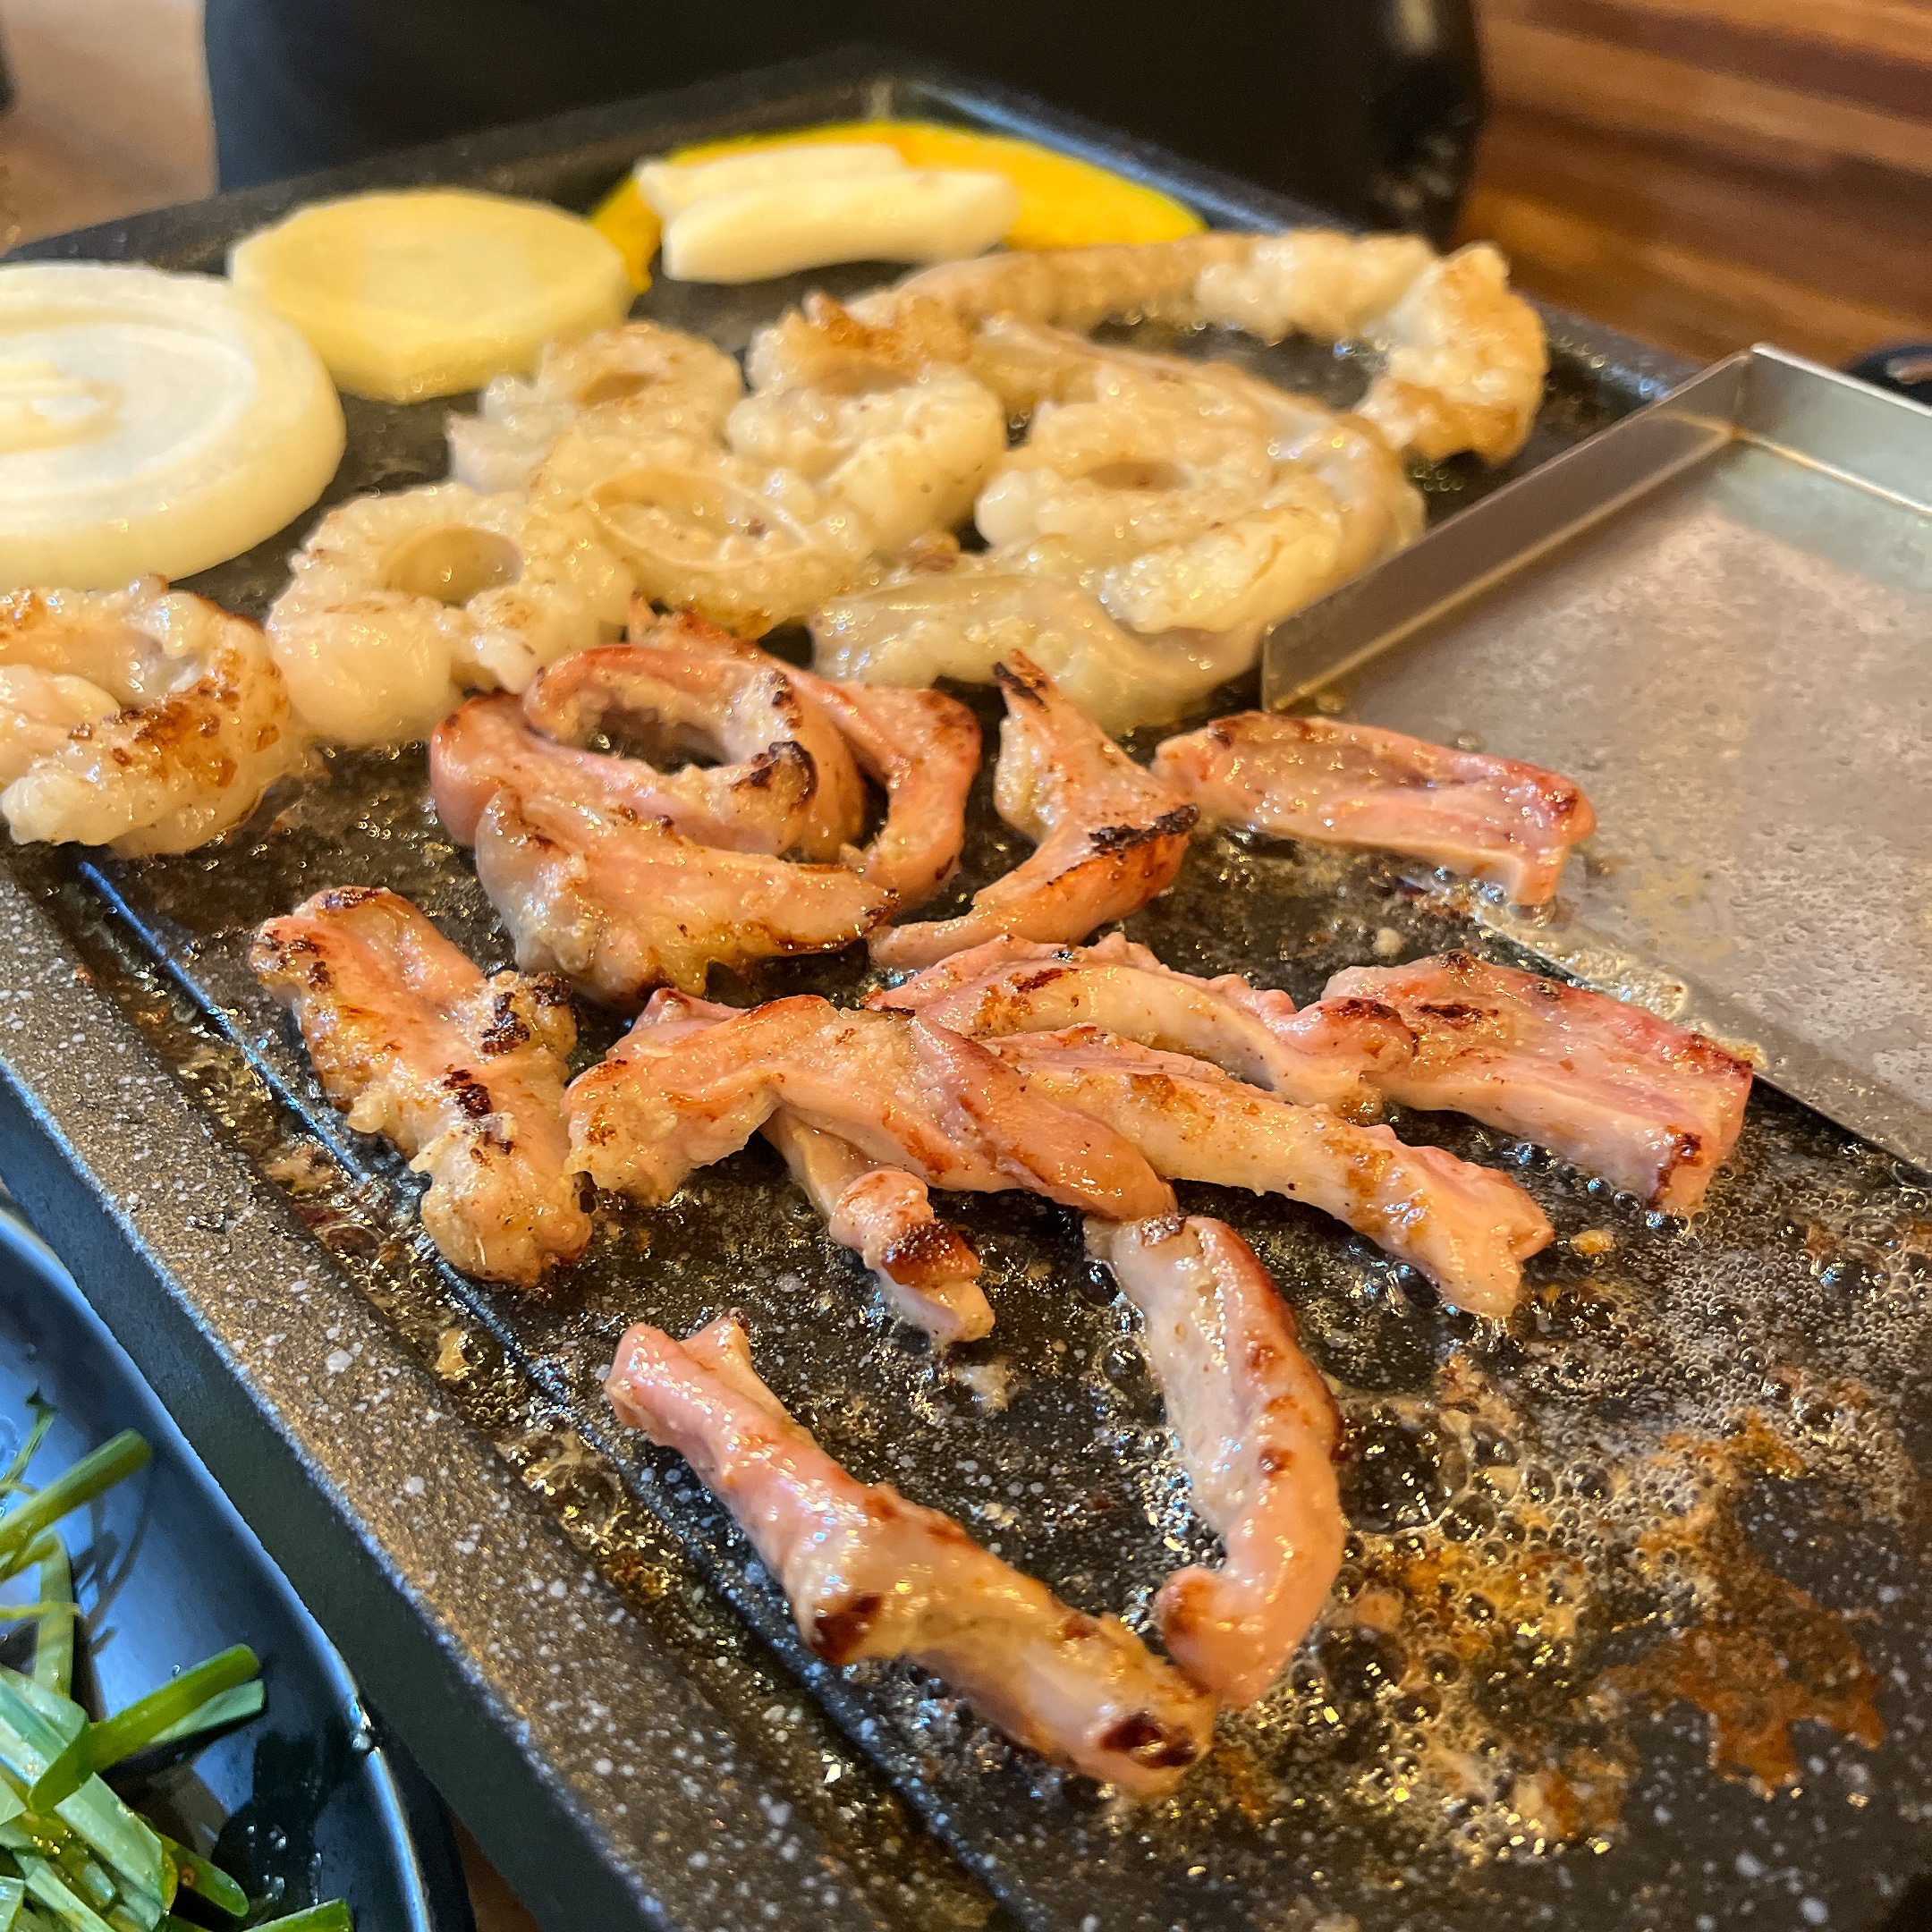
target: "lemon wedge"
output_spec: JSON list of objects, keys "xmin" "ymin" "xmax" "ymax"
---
[
  {"xmin": 0, "ymin": 262, "xmax": 344, "ymax": 591},
  {"xmin": 668, "ymin": 122, "xmax": 1204, "ymax": 251},
  {"xmin": 229, "ymin": 189, "xmax": 633, "ymax": 402}
]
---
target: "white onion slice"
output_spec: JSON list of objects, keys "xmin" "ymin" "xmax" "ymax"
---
[{"xmin": 0, "ymin": 263, "xmax": 344, "ymax": 591}]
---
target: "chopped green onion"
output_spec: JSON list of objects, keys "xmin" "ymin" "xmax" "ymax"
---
[
  {"xmin": 83, "ymin": 1649, "xmax": 257, "ymax": 1776},
  {"xmin": 52, "ymin": 1784, "xmax": 166, "ymax": 1917},
  {"xmin": 17, "ymin": 1858, "xmax": 114, "ymax": 1932},
  {"xmin": 250, "ymin": 1907, "xmax": 353, "ymax": 1932},
  {"xmin": 0, "ymin": 1438, "xmax": 149, "ymax": 1580},
  {"xmin": 0, "ymin": 1816, "xmax": 60, "ymax": 1860},
  {"xmin": 0, "ymin": 1411, "xmax": 350, "ymax": 1932},
  {"xmin": 28, "ymin": 1541, "xmax": 72, "ymax": 1700},
  {"xmin": 153, "ymin": 1843, "xmax": 242, "ymax": 1922},
  {"xmin": 0, "ymin": 1403, "xmax": 56, "ymax": 1499},
  {"xmin": 0, "ymin": 1675, "xmax": 86, "ymax": 1809},
  {"xmin": 143, "ymin": 1683, "xmax": 263, "ymax": 1752}
]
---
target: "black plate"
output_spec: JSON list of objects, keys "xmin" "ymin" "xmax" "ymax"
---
[
  {"xmin": 3, "ymin": 46, "xmax": 1928, "ymax": 1932},
  {"xmin": 0, "ymin": 1206, "xmax": 473, "ymax": 1932}
]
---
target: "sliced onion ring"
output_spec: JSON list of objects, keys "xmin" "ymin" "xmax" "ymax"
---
[{"xmin": 0, "ymin": 263, "xmax": 344, "ymax": 591}]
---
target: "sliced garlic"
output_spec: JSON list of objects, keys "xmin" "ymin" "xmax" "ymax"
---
[
  {"xmin": 229, "ymin": 189, "xmax": 633, "ymax": 402},
  {"xmin": 636, "ymin": 142, "xmax": 906, "ymax": 219},
  {"xmin": 0, "ymin": 263, "xmax": 344, "ymax": 591},
  {"xmin": 660, "ymin": 171, "xmax": 1022, "ymax": 284}
]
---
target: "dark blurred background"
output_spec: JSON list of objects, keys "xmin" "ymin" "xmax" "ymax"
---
[
  {"xmin": 199, "ymin": 0, "xmax": 1489, "ymax": 246},
  {"xmin": 4, "ymin": 0, "xmax": 1928, "ymax": 363}
]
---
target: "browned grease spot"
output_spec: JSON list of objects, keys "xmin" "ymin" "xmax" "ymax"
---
[
  {"xmin": 1606, "ymin": 1419, "xmax": 1885, "ymax": 1792},
  {"xmin": 1607, "ymin": 1509, "xmax": 1884, "ymax": 1790}
]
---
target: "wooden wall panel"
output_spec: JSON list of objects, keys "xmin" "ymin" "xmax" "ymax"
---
[{"xmin": 1461, "ymin": 0, "xmax": 1932, "ymax": 362}]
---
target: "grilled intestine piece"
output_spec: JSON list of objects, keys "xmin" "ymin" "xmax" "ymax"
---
[
  {"xmin": 429, "ymin": 691, "xmax": 815, "ymax": 855},
  {"xmin": 625, "ymin": 609, "xmax": 982, "ymax": 911},
  {"xmin": 871, "ymin": 654, "xmax": 1196, "ymax": 970},
  {"xmin": 1086, "ymin": 1216, "xmax": 1344, "ymax": 1706},
  {"xmin": 1191, "ymin": 237, "xmax": 1547, "ymax": 465},
  {"xmin": 805, "ymin": 320, "xmax": 1421, "ymax": 734},
  {"xmin": 471, "ymin": 792, "xmax": 891, "ymax": 1005},
  {"xmin": 1322, "ymin": 952, "xmax": 1755, "ymax": 1213},
  {"xmin": 0, "ymin": 581, "xmax": 298, "ymax": 856},
  {"xmin": 1152, "ymin": 711, "xmax": 1595, "ymax": 907},
  {"xmin": 521, "ymin": 639, "xmax": 865, "ymax": 862},
  {"xmin": 785, "ymin": 668, "xmax": 980, "ymax": 909},
  {"xmin": 990, "ymin": 1028, "xmax": 1552, "ymax": 1317},
  {"xmin": 606, "ymin": 1313, "xmax": 1215, "ymax": 1794},
  {"xmin": 564, "ymin": 996, "xmax": 1174, "ymax": 1222},
  {"xmin": 250, "ymin": 886, "xmax": 589, "ymax": 1285},
  {"xmin": 631, "ymin": 991, "xmax": 992, "ymax": 1344},
  {"xmin": 767, "ymin": 1115, "xmax": 993, "ymax": 1345},
  {"xmin": 871, "ymin": 931, "xmax": 1412, "ymax": 1118}
]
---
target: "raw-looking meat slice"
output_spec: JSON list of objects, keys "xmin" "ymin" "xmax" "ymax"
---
[
  {"xmin": 1153, "ymin": 711, "xmax": 1595, "ymax": 906},
  {"xmin": 430, "ymin": 690, "xmax": 815, "ymax": 854},
  {"xmin": 1087, "ymin": 1216, "xmax": 1345, "ymax": 1705},
  {"xmin": 871, "ymin": 931, "xmax": 1412, "ymax": 1117},
  {"xmin": 522, "ymin": 639, "xmax": 865, "ymax": 860},
  {"xmin": 250, "ymin": 885, "xmax": 589, "ymax": 1285},
  {"xmin": 633, "ymin": 990, "xmax": 991, "ymax": 1343},
  {"xmin": 472, "ymin": 792, "xmax": 892, "ymax": 1005},
  {"xmin": 873, "ymin": 653, "xmax": 1196, "ymax": 970},
  {"xmin": 564, "ymin": 996, "xmax": 1174, "ymax": 1222},
  {"xmin": 606, "ymin": 1313, "xmax": 1216, "ymax": 1794},
  {"xmin": 991, "ymin": 1027, "xmax": 1552, "ymax": 1317},
  {"xmin": 1322, "ymin": 952, "xmax": 1755, "ymax": 1212}
]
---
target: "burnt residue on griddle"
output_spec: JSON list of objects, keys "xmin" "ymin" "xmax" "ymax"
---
[{"xmin": 1606, "ymin": 1421, "xmax": 1886, "ymax": 1793}]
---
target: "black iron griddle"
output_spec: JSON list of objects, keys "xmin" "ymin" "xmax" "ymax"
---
[{"xmin": 3, "ymin": 47, "xmax": 1928, "ymax": 1932}]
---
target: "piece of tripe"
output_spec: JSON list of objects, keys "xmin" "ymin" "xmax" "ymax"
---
[{"xmin": 230, "ymin": 189, "xmax": 632, "ymax": 402}]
